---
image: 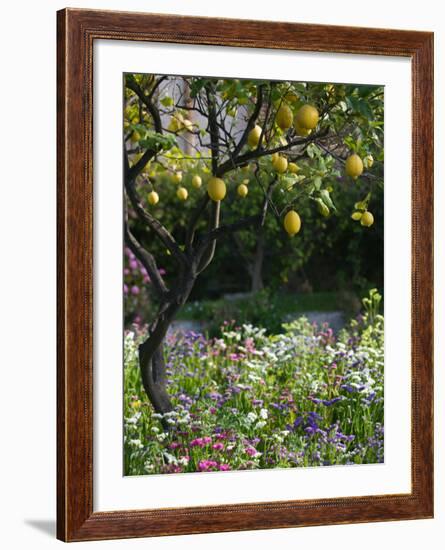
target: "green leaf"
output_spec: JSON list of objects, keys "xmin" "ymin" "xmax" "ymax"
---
[
  {"xmin": 160, "ymin": 96, "xmax": 174, "ymax": 107},
  {"xmin": 320, "ymin": 189, "xmax": 336, "ymax": 211}
]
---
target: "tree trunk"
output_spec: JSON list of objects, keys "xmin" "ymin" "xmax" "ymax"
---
[
  {"xmin": 139, "ymin": 340, "xmax": 172, "ymax": 417},
  {"xmin": 251, "ymin": 233, "xmax": 265, "ymax": 292},
  {"xmin": 138, "ymin": 276, "xmax": 197, "ymax": 426}
]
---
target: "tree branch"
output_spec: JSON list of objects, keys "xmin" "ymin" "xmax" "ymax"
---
[
  {"xmin": 217, "ymin": 128, "xmax": 329, "ymax": 176},
  {"xmin": 196, "ymin": 201, "xmax": 220, "ymax": 273},
  {"xmin": 205, "ymin": 83, "xmax": 219, "ymax": 174},
  {"xmin": 125, "ymin": 75, "xmax": 166, "ymax": 134},
  {"xmin": 124, "ymin": 221, "xmax": 169, "ymax": 297},
  {"xmin": 124, "ymin": 179, "xmax": 189, "ymax": 267},
  {"xmin": 185, "ymin": 195, "xmax": 210, "ymax": 253},
  {"xmin": 231, "ymin": 84, "xmax": 265, "ymax": 160}
]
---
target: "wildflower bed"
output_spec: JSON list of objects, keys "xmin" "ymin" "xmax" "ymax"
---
[{"xmin": 124, "ymin": 315, "xmax": 384, "ymax": 475}]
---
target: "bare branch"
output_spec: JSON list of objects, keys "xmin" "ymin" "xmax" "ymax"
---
[
  {"xmin": 231, "ymin": 84, "xmax": 265, "ymax": 160},
  {"xmin": 196, "ymin": 201, "xmax": 220, "ymax": 273},
  {"xmin": 124, "ymin": 179, "xmax": 189, "ymax": 267},
  {"xmin": 124, "ymin": 221, "xmax": 169, "ymax": 297},
  {"xmin": 126, "ymin": 76, "xmax": 165, "ymax": 134},
  {"xmin": 185, "ymin": 195, "xmax": 210, "ymax": 253}
]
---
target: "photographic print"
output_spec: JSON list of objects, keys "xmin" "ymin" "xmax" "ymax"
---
[{"xmin": 123, "ymin": 73, "xmax": 384, "ymax": 476}]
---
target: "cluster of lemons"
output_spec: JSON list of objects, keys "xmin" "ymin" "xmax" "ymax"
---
[{"xmin": 145, "ymin": 101, "xmax": 375, "ymax": 235}]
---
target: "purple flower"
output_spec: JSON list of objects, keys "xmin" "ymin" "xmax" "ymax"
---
[{"xmin": 131, "ymin": 285, "xmax": 140, "ymax": 295}]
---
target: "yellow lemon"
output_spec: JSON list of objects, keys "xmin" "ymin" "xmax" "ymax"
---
[
  {"xmin": 207, "ymin": 177, "xmax": 226, "ymax": 201},
  {"xmin": 276, "ymin": 104, "xmax": 293, "ymax": 130},
  {"xmin": 176, "ymin": 187, "xmax": 188, "ymax": 201},
  {"xmin": 285, "ymin": 92, "xmax": 298, "ymax": 103},
  {"xmin": 271, "ymin": 152, "xmax": 279, "ymax": 163},
  {"xmin": 237, "ymin": 184, "xmax": 248, "ymax": 198},
  {"xmin": 131, "ymin": 130, "xmax": 141, "ymax": 143},
  {"xmin": 172, "ymin": 171, "xmax": 183, "ymax": 184},
  {"xmin": 242, "ymin": 178, "xmax": 250, "ymax": 185},
  {"xmin": 294, "ymin": 120, "xmax": 312, "ymax": 137},
  {"xmin": 147, "ymin": 191, "xmax": 159, "ymax": 205},
  {"xmin": 288, "ymin": 162, "xmax": 299, "ymax": 174},
  {"xmin": 272, "ymin": 155, "xmax": 288, "ymax": 174},
  {"xmin": 345, "ymin": 154, "xmax": 364, "ymax": 179},
  {"xmin": 284, "ymin": 210, "xmax": 301, "ymax": 236},
  {"xmin": 192, "ymin": 175, "xmax": 202, "ymax": 189},
  {"xmin": 247, "ymin": 125, "xmax": 262, "ymax": 148},
  {"xmin": 295, "ymin": 104, "xmax": 319, "ymax": 129},
  {"xmin": 360, "ymin": 211, "xmax": 374, "ymax": 227},
  {"xmin": 351, "ymin": 211, "xmax": 363, "ymax": 221}
]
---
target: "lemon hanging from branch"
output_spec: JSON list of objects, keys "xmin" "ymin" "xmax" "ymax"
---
[
  {"xmin": 176, "ymin": 187, "xmax": 188, "ymax": 201},
  {"xmin": 360, "ymin": 211, "xmax": 374, "ymax": 227},
  {"xmin": 345, "ymin": 154, "xmax": 363, "ymax": 179},
  {"xmin": 272, "ymin": 155, "xmax": 288, "ymax": 174},
  {"xmin": 207, "ymin": 177, "xmax": 226, "ymax": 202},
  {"xmin": 237, "ymin": 183, "xmax": 248, "ymax": 198},
  {"xmin": 295, "ymin": 104, "xmax": 319, "ymax": 129},
  {"xmin": 147, "ymin": 191, "xmax": 159, "ymax": 206},
  {"xmin": 247, "ymin": 125, "xmax": 262, "ymax": 148},
  {"xmin": 276, "ymin": 104, "xmax": 293, "ymax": 130},
  {"xmin": 284, "ymin": 210, "xmax": 301, "ymax": 236},
  {"xmin": 192, "ymin": 175, "xmax": 202, "ymax": 189}
]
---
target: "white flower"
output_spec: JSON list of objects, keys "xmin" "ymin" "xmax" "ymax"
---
[
  {"xmin": 259, "ymin": 408, "xmax": 269, "ymax": 420},
  {"xmin": 125, "ymin": 412, "xmax": 141, "ymax": 425},
  {"xmin": 163, "ymin": 452, "xmax": 178, "ymax": 465},
  {"xmin": 178, "ymin": 456, "xmax": 190, "ymax": 466},
  {"xmin": 157, "ymin": 432, "xmax": 167, "ymax": 441},
  {"xmin": 246, "ymin": 412, "xmax": 257, "ymax": 425},
  {"xmin": 255, "ymin": 421, "xmax": 267, "ymax": 430},
  {"xmin": 129, "ymin": 439, "xmax": 144, "ymax": 449}
]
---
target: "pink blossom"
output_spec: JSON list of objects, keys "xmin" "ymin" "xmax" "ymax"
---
[
  {"xmin": 219, "ymin": 464, "xmax": 230, "ymax": 471},
  {"xmin": 131, "ymin": 285, "xmax": 140, "ymax": 295},
  {"xmin": 212, "ymin": 442, "xmax": 224, "ymax": 451},
  {"xmin": 245, "ymin": 446, "xmax": 259, "ymax": 457},
  {"xmin": 197, "ymin": 460, "xmax": 218, "ymax": 472}
]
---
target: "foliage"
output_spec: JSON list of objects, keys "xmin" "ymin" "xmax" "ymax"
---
[
  {"xmin": 124, "ymin": 291, "xmax": 384, "ymax": 475},
  {"xmin": 124, "ymin": 76, "xmax": 384, "ymax": 304},
  {"xmin": 181, "ymin": 290, "xmax": 344, "ymax": 336}
]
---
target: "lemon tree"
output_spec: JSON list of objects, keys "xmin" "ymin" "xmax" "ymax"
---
[{"xmin": 124, "ymin": 74, "xmax": 383, "ymax": 418}]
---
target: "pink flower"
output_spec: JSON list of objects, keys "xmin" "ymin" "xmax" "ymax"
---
[
  {"xmin": 131, "ymin": 285, "xmax": 140, "ymax": 295},
  {"xmin": 202, "ymin": 436, "xmax": 212, "ymax": 445},
  {"xmin": 190, "ymin": 438, "xmax": 204, "ymax": 447},
  {"xmin": 212, "ymin": 442, "xmax": 224, "ymax": 451},
  {"xmin": 219, "ymin": 464, "xmax": 231, "ymax": 471},
  {"xmin": 197, "ymin": 460, "xmax": 218, "ymax": 472},
  {"xmin": 209, "ymin": 407, "xmax": 217, "ymax": 414},
  {"xmin": 245, "ymin": 446, "xmax": 260, "ymax": 457},
  {"xmin": 129, "ymin": 260, "xmax": 138, "ymax": 270},
  {"xmin": 123, "ymin": 284, "xmax": 128, "ymax": 295}
]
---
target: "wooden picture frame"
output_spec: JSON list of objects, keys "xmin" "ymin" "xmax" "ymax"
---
[{"xmin": 57, "ymin": 8, "xmax": 434, "ymax": 542}]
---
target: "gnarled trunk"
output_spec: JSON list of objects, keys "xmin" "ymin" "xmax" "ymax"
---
[
  {"xmin": 138, "ymin": 275, "xmax": 197, "ymax": 425},
  {"xmin": 139, "ymin": 342, "xmax": 172, "ymax": 416}
]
